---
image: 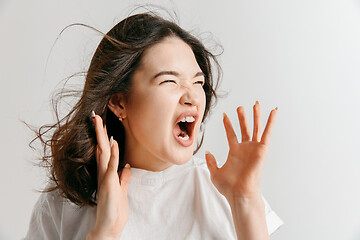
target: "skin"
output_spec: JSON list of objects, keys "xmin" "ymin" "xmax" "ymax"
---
[
  {"xmin": 205, "ymin": 103, "xmax": 278, "ymax": 239},
  {"xmin": 87, "ymin": 116, "xmax": 131, "ymax": 240},
  {"xmin": 108, "ymin": 36, "xmax": 206, "ymax": 172},
  {"xmin": 87, "ymin": 36, "xmax": 279, "ymax": 239}
]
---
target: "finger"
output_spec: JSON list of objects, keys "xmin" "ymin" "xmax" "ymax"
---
[
  {"xmin": 107, "ymin": 137, "xmax": 119, "ymax": 174},
  {"xmin": 261, "ymin": 107, "xmax": 278, "ymax": 145},
  {"xmin": 94, "ymin": 115, "xmax": 110, "ymax": 153},
  {"xmin": 101, "ymin": 138, "xmax": 119, "ymax": 187},
  {"xmin": 119, "ymin": 163, "xmax": 132, "ymax": 192},
  {"xmin": 252, "ymin": 101, "xmax": 262, "ymax": 142},
  {"xmin": 104, "ymin": 124, "xmax": 109, "ymax": 145},
  {"xmin": 96, "ymin": 146, "xmax": 105, "ymax": 187},
  {"xmin": 205, "ymin": 151, "xmax": 219, "ymax": 178},
  {"xmin": 93, "ymin": 115, "xmax": 111, "ymax": 172},
  {"xmin": 236, "ymin": 106, "xmax": 251, "ymax": 142},
  {"xmin": 223, "ymin": 113, "xmax": 238, "ymax": 147}
]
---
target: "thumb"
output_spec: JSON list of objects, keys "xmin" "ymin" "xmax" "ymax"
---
[
  {"xmin": 205, "ymin": 151, "xmax": 219, "ymax": 177},
  {"xmin": 119, "ymin": 163, "xmax": 132, "ymax": 191}
]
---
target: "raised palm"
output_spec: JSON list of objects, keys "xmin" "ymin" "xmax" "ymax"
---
[{"xmin": 205, "ymin": 101, "xmax": 278, "ymax": 200}]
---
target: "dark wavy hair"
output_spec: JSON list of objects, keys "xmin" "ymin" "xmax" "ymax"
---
[{"xmin": 29, "ymin": 12, "xmax": 223, "ymax": 207}]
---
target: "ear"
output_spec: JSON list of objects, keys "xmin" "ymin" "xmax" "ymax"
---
[{"xmin": 108, "ymin": 93, "xmax": 127, "ymax": 119}]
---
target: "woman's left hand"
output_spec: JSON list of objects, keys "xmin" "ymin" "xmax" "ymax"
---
[{"xmin": 205, "ymin": 101, "xmax": 278, "ymax": 201}]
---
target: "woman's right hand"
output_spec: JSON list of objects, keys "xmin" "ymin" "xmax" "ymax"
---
[{"xmin": 87, "ymin": 112, "xmax": 132, "ymax": 240}]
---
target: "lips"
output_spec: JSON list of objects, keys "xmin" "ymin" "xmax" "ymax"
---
[{"xmin": 173, "ymin": 111, "xmax": 199, "ymax": 147}]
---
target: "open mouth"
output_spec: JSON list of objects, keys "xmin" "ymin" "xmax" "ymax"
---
[
  {"xmin": 173, "ymin": 111, "xmax": 199, "ymax": 147},
  {"xmin": 175, "ymin": 120, "xmax": 195, "ymax": 140}
]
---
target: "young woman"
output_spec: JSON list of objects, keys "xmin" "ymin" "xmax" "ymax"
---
[{"xmin": 25, "ymin": 12, "xmax": 283, "ymax": 240}]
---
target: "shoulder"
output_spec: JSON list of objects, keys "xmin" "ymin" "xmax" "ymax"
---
[
  {"xmin": 25, "ymin": 183, "xmax": 96, "ymax": 239},
  {"xmin": 29, "ymin": 181, "xmax": 96, "ymax": 226},
  {"xmin": 33, "ymin": 183, "xmax": 94, "ymax": 218},
  {"xmin": 24, "ymin": 185, "xmax": 66, "ymax": 239},
  {"xmin": 31, "ymin": 185, "xmax": 66, "ymax": 217}
]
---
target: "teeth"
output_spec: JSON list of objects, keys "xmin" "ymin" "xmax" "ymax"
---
[
  {"xmin": 180, "ymin": 116, "xmax": 195, "ymax": 123},
  {"xmin": 178, "ymin": 134, "xmax": 189, "ymax": 140}
]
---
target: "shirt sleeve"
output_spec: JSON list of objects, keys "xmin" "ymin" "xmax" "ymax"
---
[
  {"xmin": 24, "ymin": 191, "xmax": 62, "ymax": 240},
  {"xmin": 262, "ymin": 195, "xmax": 284, "ymax": 236}
]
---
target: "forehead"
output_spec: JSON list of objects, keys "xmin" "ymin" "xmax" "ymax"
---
[{"xmin": 137, "ymin": 37, "xmax": 201, "ymax": 74}]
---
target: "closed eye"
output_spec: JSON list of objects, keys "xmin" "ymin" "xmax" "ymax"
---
[
  {"xmin": 161, "ymin": 80, "xmax": 177, "ymax": 84},
  {"xmin": 195, "ymin": 80, "xmax": 204, "ymax": 86}
]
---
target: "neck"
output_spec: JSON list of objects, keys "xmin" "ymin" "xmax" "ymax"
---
[{"xmin": 122, "ymin": 132, "xmax": 174, "ymax": 172}]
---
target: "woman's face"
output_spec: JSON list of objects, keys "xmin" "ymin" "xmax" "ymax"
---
[{"xmin": 121, "ymin": 37, "xmax": 206, "ymax": 171}]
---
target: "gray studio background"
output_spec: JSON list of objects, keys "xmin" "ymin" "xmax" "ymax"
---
[{"xmin": 1, "ymin": 0, "xmax": 360, "ymax": 239}]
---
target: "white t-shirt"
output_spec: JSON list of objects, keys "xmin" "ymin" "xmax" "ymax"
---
[{"xmin": 24, "ymin": 156, "xmax": 284, "ymax": 240}]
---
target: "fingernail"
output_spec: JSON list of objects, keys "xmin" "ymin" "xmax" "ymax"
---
[
  {"xmin": 256, "ymin": 100, "xmax": 259, "ymax": 105},
  {"xmin": 125, "ymin": 163, "xmax": 131, "ymax": 168},
  {"xmin": 275, "ymin": 107, "xmax": 278, "ymax": 110},
  {"xmin": 110, "ymin": 136, "xmax": 114, "ymax": 147},
  {"xmin": 205, "ymin": 151, "xmax": 210, "ymax": 155},
  {"xmin": 91, "ymin": 110, "xmax": 95, "ymax": 119},
  {"xmin": 223, "ymin": 112, "xmax": 226, "ymax": 119}
]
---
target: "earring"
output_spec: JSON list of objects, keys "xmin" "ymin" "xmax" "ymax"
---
[{"xmin": 119, "ymin": 115, "xmax": 123, "ymax": 121}]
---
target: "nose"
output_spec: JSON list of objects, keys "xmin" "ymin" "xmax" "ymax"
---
[{"xmin": 179, "ymin": 83, "xmax": 201, "ymax": 109}]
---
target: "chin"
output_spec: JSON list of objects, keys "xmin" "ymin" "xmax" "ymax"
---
[{"xmin": 173, "ymin": 148, "xmax": 195, "ymax": 165}]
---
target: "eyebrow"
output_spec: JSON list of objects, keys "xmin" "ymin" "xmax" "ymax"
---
[{"xmin": 152, "ymin": 71, "xmax": 204, "ymax": 79}]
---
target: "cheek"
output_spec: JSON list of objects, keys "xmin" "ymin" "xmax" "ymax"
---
[
  {"xmin": 128, "ymin": 90, "xmax": 176, "ymax": 134},
  {"xmin": 199, "ymin": 89, "xmax": 207, "ymax": 117}
]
